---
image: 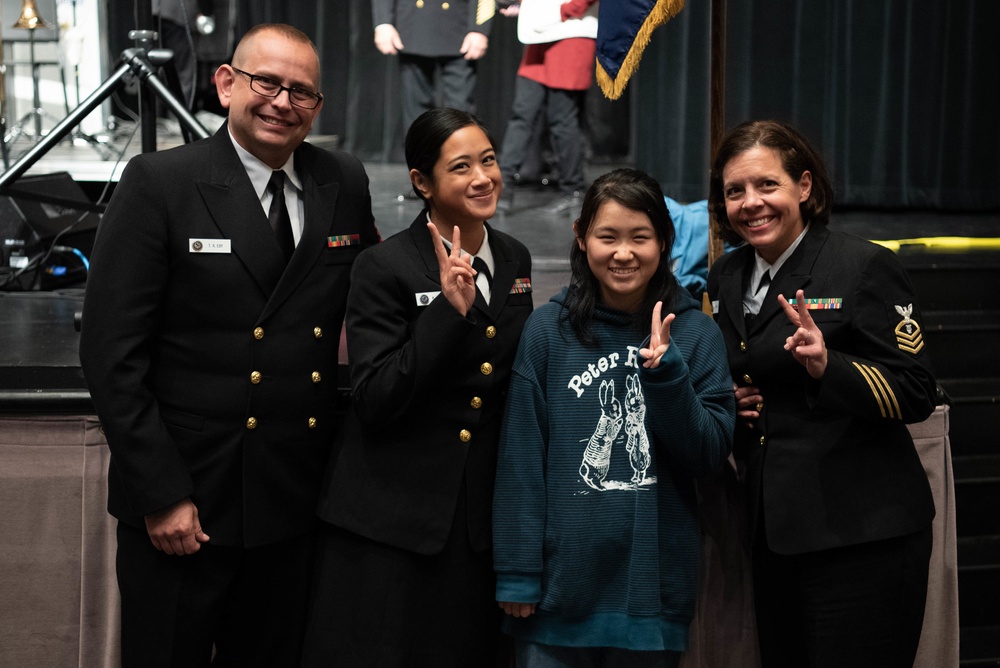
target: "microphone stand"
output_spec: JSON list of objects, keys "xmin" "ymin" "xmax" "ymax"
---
[
  {"xmin": 0, "ymin": 0, "xmax": 210, "ymax": 188},
  {"xmin": 0, "ymin": 46, "xmax": 209, "ymax": 189}
]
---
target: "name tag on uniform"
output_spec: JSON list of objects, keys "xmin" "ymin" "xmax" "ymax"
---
[
  {"xmin": 189, "ymin": 238, "xmax": 231, "ymax": 253},
  {"xmin": 414, "ymin": 291, "xmax": 440, "ymax": 306},
  {"xmin": 711, "ymin": 300, "xmax": 719, "ymax": 314}
]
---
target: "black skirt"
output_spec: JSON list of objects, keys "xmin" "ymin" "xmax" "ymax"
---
[{"xmin": 302, "ymin": 486, "xmax": 509, "ymax": 667}]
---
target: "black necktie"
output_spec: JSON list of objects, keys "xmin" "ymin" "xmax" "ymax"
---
[
  {"xmin": 471, "ymin": 256, "xmax": 493, "ymax": 286},
  {"xmin": 268, "ymin": 171, "xmax": 295, "ymax": 262},
  {"xmin": 472, "ymin": 256, "xmax": 492, "ymax": 303}
]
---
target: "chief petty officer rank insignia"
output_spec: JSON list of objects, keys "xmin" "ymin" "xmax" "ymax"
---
[{"xmin": 893, "ymin": 303, "xmax": 924, "ymax": 354}]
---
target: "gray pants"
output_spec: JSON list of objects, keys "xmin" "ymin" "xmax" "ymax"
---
[
  {"xmin": 499, "ymin": 76, "xmax": 586, "ymax": 195},
  {"xmin": 399, "ymin": 54, "xmax": 477, "ymax": 134}
]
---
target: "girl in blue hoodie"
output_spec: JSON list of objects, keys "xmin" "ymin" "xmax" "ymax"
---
[{"xmin": 493, "ymin": 168, "xmax": 735, "ymax": 667}]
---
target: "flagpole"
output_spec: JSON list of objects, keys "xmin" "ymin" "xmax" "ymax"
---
[{"xmin": 707, "ymin": 0, "xmax": 726, "ymax": 268}]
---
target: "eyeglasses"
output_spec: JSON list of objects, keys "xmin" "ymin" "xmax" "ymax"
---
[{"xmin": 231, "ymin": 67, "xmax": 323, "ymax": 109}]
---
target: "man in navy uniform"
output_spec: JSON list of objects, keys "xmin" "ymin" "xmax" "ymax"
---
[
  {"xmin": 372, "ymin": 0, "xmax": 493, "ymax": 133},
  {"xmin": 80, "ymin": 23, "xmax": 378, "ymax": 667}
]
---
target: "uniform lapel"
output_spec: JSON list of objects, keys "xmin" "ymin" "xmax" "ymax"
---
[
  {"xmin": 717, "ymin": 245, "xmax": 753, "ymax": 338},
  {"xmin": 261, "ymin": 149, "xmax": 340, "ymax": 321},
  {"xmin": 411, "ymin": 213, "xmax": 443, "ymax": 286},
  {"xmin": 754, "ymin": 224, "xmax": 829, "ymax": 329},
  {"xmin": 485, "ymin": 224, "xmax": 517, "ymax": 320},
  {"xmin": 196, "ymin": 127, "xmax": 286, "ymax": 297}
]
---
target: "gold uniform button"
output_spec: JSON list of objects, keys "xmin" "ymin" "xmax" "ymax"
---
[
  {"xmin": 743, "ymin": 374, "xmax": 753, "ymax": 384},
  {"xmin": 308, "ymin": 417, "xmax": 318, "ymax": 429},
  {"xmin": 253, "ymin": 327, "xmax": 264, "ymax": 340},
  {"xmin": 480, "ymin": 362, "xmax": 493, "ymax": 375},
  {"xmin": 250, "ymin": 371, "xmax": 262, "ymax": 384},
  {"xmin": 442, "ymin": 1, "xmax": 450, "ymax": 8},
  {"xmin": 739, "ymin": 341, "xmax": 747, "ymax": 352},
  {"xmin": 459, "ymin": 429, "xmax": 471, "ymax": 442},
  {"xmin": 485, "ymin": 325, "xmax": 497, "ymax": 339},
  {"xmin": 470, "ymin": 396, "xmax": 482, "ymax": 409},
  {"xmin": 759, "ymin": 436, "xmax": 765, "ymax": 446},
  {"xmin": 313, "ymin": 327, "xmax": 323, "ymax": 339},
  {"xmin": 246, "ymin": 417, "xmax": 258, "ymax": 430},
  {"xmin": 415, "ymin": 0, "xmax": 423, "ymax": 7},
  {"xmin": 311, "ymin": 371, "xmax": 322, "ymax": 383}
]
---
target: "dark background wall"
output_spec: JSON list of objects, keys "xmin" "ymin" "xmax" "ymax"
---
[{"xmin": 106, "ymin": 0, "xmax": 999, "ymax": 210}]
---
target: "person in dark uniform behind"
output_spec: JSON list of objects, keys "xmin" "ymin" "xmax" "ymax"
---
[
  {"xmin": 79, "ymin": 23, "xmax": 378, "ymax": 667},
  {"xmin": 302, "ymin": 108, "xmax": 533, "ymax": 667},
  {"xmin": 706, "ymin": 120, "xmax": 937, "ymax": 668},
  {"xmin": 152, "ymin": 0, "xmax": 215, "ymax": 111},
  {"xmin": 372, "ymin": 0, "xmax": 493, "ymax": 134}
]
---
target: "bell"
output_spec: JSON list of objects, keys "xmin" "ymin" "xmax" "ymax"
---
[{"xmin": 12, "ymin": 0, "xmax": 48, "ymax": 30}]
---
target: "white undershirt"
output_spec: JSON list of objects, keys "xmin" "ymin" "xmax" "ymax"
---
[{"xmin": 744, "ymin": 223, "xmax": 810, "ymax": 315}]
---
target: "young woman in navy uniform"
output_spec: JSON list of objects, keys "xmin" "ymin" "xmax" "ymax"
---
[
  {"xmin": 706, "ymin": 120, "xmax": 937, "ymax": 668},
  {"xmin": 303, "ymin": 108, "xmax": 533, "ymax": 666}
]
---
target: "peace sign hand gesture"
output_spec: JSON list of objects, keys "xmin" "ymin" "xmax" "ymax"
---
[
  {"xmin": 428, "ymin": 222, "xmax": 477, "ymax": 316},
  {"xmin": 778, "ymin": 289, "xmax": 829, "ymax": 379},
  {"xmin": 640, "ymin": 301, "xmax": 676, "ymax": 369}
]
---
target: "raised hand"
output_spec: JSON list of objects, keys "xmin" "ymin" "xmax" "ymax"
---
[
  {"xmin": 639, "ymin": 301, "xmax": 676, "ymax": 369},
  {"xmin": 778, "ymin": 289, "xmax": 829, "ymax": 379},
  {"xmin": 428, "ymin": 222, "xmax": 477, "ymax": 316}
]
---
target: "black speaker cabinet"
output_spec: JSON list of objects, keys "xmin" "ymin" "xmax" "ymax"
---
[{"xmin": 0, "ymin": 172, "xmax": 100, "ymax": 287}]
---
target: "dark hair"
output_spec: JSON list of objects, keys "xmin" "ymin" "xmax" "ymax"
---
[
  {"xmin": 404, "ymin": 108, "xmax": 495, "ymax": 202},
  {"xmin": 565, "ymin": 168, "xmax": 677, "ymax": 345},
  {"xmin": 708, "ymin": 120, "xmax": 834, "ymax": 246}
]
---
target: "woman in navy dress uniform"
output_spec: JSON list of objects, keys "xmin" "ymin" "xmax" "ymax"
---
[
  {"xmin": 302, "ymin": 108, "xmax": 533, "ymax": 667},
  {"xmin": 706, "ymin": 120, "xmax": 937, "ymax": 668}
]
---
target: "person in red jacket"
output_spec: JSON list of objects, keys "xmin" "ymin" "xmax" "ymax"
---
[{"xmin": 497, "ymin": 0, "xmax": 598, "ymax": 214}]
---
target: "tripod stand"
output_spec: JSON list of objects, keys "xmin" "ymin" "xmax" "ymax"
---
[{"xmin": 0, "ymin": 45, "xmax": 209, "ymax": 189}]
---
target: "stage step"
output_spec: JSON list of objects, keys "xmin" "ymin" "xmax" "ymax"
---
[
  {"xmin": 953, "ymin": 456, "xmax": 1000, "ymax": 537},
  {"xmin": 904, "ymin": 252, "xmax": 1000, "ymax": 313},
  {"xmin": 959, "ymin": 624, "xmax": 1000, "ymax": 667},
  {"xmin": 921, "ymin": 312, "xmax": 1000, "ymax": 380},
  {"xmin": 957, "ymin": 534, "xmax": 1000, "ymax": 660},
  {"xmin": 942, "ymin": 380, "xmax": 1000, "ymax": 458},
  {"xmin": 901, "ymin": 248, "xmax": 1000, "ymax": 666}
]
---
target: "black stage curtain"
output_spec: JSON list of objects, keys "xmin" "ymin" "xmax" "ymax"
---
[
  {"xmin": 106, "ymin": 0, "xmax": 997, "ymax": 210},
  {"xmin": 635, "ymin": 0, "xmax": 1000, "ymax": 209}
]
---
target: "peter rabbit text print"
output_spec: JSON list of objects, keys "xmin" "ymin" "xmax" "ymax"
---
[{"xmin": 571, "ymin": 346, "xmax": 655, "ymax": 493}]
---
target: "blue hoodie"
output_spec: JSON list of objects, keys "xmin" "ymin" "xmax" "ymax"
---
[{"xmin": 493, "ymin": 287, "xmax": 735, "ymax": 651}]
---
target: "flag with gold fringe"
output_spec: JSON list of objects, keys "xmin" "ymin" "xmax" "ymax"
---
[{"xmin": 595, "ymin": 0, "xmax": 685, "ymax": 100}]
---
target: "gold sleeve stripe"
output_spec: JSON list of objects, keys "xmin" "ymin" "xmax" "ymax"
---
[
  {"xmin": 852, "ymin": 362, "xmax": 900, "ymax": 420},
  {"xmin": 853, "ymin": 362, "xmax": 887, "ymax": 418},
  {"xmin": 476, "ymin": 0, "xmax": 495, "ymax": 24},
  {"xmin": 867, "ymin": 365, "xmax": 902, "ymax": 420}
]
